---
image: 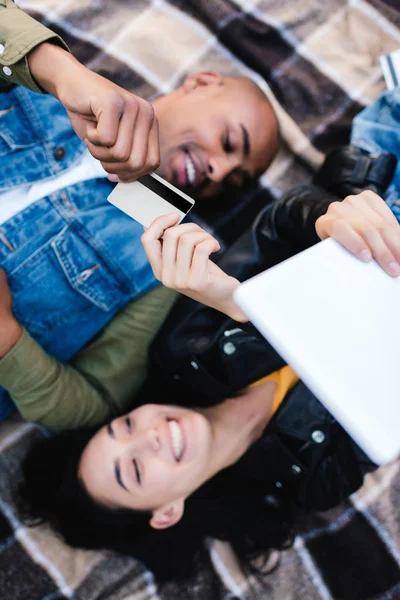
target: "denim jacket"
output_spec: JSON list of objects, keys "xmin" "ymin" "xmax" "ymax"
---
[
  {"xmin": 351, "ymin": 88, "xmax": 400, "ymax": 221},
  {"xmin": 0, "ymin": 86, "xmax": 157, "ymax": 417}
]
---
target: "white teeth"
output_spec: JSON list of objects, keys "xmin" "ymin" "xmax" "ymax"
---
[
  {"xmin": 185, "ymin": 153, "xmax": 196, "ymax": 185},
  {"xmin": 168, "ymin": 419, "xmax": 183, "ymax": 461}
]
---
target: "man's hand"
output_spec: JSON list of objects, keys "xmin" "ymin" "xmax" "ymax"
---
[
  {"xmin": 316, "ymin": 191, "xmax": 400, "ymax": 277},
  {"xmin": 141, "ymin": 214, "xmax": 248, "ymax": 322},
  {"xmin": 0, "ymin": 269, "xmax": 22, "ymax": 358},
  {"xmin": 28, "ymin": 43, "xmax": 160, "ymax": 183}
]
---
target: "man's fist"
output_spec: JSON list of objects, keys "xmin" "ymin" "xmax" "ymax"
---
[{"xmin": 28, "ymin": 43, "xmax": 160, "ymax": 183}]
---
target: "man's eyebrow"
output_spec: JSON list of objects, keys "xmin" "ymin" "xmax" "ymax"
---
[
  {"xmin": 114, "ymin": 458, "xmax": 129, "ymax": 492},
  {"xmin": 240, "ymin": 124, "xmax": 250, "ymax": 159}
]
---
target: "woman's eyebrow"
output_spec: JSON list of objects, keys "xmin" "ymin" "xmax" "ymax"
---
[{"xmin": 114, "ymin": 458, "xmax": 129, "ymax": 492}]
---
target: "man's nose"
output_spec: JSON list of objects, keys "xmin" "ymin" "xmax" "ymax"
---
[{"xmin": 207, "ymin": 154, "xmax": 241, "ymax": 183}]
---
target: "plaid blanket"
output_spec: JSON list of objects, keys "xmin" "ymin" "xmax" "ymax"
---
[{"xmin": 1, "ymin": 0, "xmax": 400, "ymax": 598}]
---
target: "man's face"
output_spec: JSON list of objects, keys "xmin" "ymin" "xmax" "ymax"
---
[{"xmin": 154, "ymin": 73, "xmax": 277, "ymax": 198}]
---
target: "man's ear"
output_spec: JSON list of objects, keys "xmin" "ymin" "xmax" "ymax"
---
[
  {"xmin": 150, "ymin": 499, "xmax": 185, "ymax": 530},
  {"xmin": 183, "ymin": 71, "xmax": 223, "ymax": 93}
]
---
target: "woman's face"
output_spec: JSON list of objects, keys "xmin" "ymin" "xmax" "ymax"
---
[{"xmin": 79, "ymin": 404, "xmax": 214, "ymax": 516}]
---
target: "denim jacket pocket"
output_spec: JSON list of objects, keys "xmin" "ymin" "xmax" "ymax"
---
[
  {"xmin": 8, "ymin": 224, "xmax": 123, "ymax": 337},
  {"xmin": 0, "ymin": 95, "xmax": 38, "ymax": 156},
  {"xmin": 52, "ymin": 224, "xmax": 122, "ymax": 311}
]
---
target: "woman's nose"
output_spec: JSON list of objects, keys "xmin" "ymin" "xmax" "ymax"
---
[
  {"xmin": 207, "ymin": 154, "xmax": 241, "ymax": 183},
  {"xmin": 132, "ymin": 428, "xmax": 161, "ymax": 454}
]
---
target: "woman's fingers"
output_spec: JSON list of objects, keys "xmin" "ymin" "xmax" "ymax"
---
[
  {"xmin": 316, "ymin": 192, "xmax": 400, "ymax": 276},
  {"xmin": 350, "ymin": 190, "xmax": 399, "ymax": 226},
  {"xmin": 141, "ymin": 213, "xmax": 181, "ymax": 279},
  {"xmin": 382, "ymin": 225, "xmax": 400, "ymax": 267},
  {"xmin": 359, "ymin": 224, "xmax": 400, "ymax": 275},
  {"xmin": 174, "ymin": 232, "xmax": 219, "ymax": 289},
  {"xmin": 161, "ymin": 224, "xmax": 205, "ymax": 287},
  {"xmin": 141, "ymin": 215, "xmax": 220, "ymax": 291},
  {"xmin": 317, "ymin": 217, "xmax": 373, "ymax": 261},
  {"xmin": 189, "ymin": 238, "xmax": 221, "ymax": 289}
]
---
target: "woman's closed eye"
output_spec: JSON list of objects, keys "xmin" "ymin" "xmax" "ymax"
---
[{"xmin": 133, "ymin": 458, "xmax": 142, "ymax": 486}]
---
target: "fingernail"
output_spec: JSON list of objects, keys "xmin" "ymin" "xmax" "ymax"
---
[
  {"xmin": 108, "ymin": 174, "xmax": 120, "ymax": 183},
  {"xmin": 388, "ymin": 262, "xmax": 400, "ymax": 276},
  {"xmin": 359, "ymin": 249, "xmax": 372, "ymax": 262}
]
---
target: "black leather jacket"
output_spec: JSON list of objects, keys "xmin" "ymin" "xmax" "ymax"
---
[{"xmin": 146, "ymin": 147, "xmax": 395, "ymax": 511}]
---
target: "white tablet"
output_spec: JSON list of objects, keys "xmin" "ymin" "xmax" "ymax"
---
[{"xmin": 234, "ymin": 238, "xmax": 400, "ymax": 465}]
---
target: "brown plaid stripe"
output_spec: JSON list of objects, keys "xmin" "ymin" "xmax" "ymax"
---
[{"xmin": 1, "ymin": 1, "xmax": 399, "ymax": 598}]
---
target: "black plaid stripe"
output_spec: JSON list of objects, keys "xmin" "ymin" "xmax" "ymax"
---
[
  {"xmin": 166, "ymin": 0, "xmax": 239, "ymax": 30},
  {"xmin": 0, "ymin": 509, "xmax": 12, "ymax": 541},
  {"xmin": 304, "ymin": 510, "xmax": 400, "ymax": 600}
]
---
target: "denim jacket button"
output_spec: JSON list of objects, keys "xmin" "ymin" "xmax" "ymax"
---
[
  {"xmin": 78, "ymin": 269, "xmax": 93, "ymax": 283},
  {"xmin": 54, "ymin": 146, "xmax": 66, "ymax": 160},
  {"xmin": 0, "ymin": 45, "xmax": 5, "ymax": 55}
]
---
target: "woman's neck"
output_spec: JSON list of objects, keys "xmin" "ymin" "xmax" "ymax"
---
[{"xmin": 200, "ymin": 379, "xmax": 277, "ymax": 476}]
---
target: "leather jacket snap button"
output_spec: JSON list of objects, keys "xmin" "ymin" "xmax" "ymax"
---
[
  {"xmin": 275, "ymin": 481, "xmax": 283, "ymax": 489},
  {"xmin": 223, "ymin": 341, "xmax": 236, "ymax": 355},
  {"xmin": 190, "ymin": 361, "xmax": 199, "ymax": 370},
  {"xmin": 312, "ymin": 430, "xmax": 325, "ymax": 444},
  {"xmin": 54, "ymin": 146, "xmax": 66, "ymax": 160},
  {"xmin": 291, "ymin": 465, "xmax": 302, "ymax": 475}
]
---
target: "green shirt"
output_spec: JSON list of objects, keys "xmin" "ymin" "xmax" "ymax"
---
[
  {"xmin": 0, "ymin": 0, "xmax": 69, "ymax": 93},
  {"xmin": 0, "ymin": 286, "xmax": 177, "ymax": 432},
  {"xmin": 0, "ymin": 2, "xmax": 177, "ymax": 432}
]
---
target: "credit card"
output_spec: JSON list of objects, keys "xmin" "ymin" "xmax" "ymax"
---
[{"xmin": 107, "ymin": 172, "xmax": 195, "ymax": 228}]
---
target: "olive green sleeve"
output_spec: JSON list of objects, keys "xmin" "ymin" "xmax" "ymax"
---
[
  {"xmin": 0, "ymin": 286, "xmax": 177, "ymax": 432},
  {"xmin": 0, "ymin": 0, "xmax": 69, "ymax": 93}
]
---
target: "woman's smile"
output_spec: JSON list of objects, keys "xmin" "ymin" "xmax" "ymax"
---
[{"xmin": 167, "ymin": 418, "xmax": 186, "ymax": 462}]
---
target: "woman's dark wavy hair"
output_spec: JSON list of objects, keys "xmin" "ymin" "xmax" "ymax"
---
[{"xmin": 18, "ymin": 425, "xmax": 296, "ymax": 582}]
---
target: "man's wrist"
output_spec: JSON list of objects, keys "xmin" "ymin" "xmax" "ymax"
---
[
  {"xmin": 0, "ymin": 319, "xmax": 23, "ymax": 359},
  {"xmin": 27, "ymin": 42, "xmax": 80, "ymax": 98}
]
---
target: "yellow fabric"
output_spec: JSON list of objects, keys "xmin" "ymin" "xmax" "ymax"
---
[{"xmin": 251, "ymin": 366, "xmax": 299, "ymax": 414}]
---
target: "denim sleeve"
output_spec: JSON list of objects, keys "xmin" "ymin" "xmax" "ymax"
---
[
  {"xmin": 0, "ymin": 0, "xmax": 69, "ymax": 93},
  {"xmin": 0, "ymin": 286, "xmax": 177, "ymax": 432}
]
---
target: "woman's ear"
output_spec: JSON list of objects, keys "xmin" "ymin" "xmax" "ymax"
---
[
  {"xmin": 183, "ymin": 71, "xmax": 223, "ymax": 93},
  {"xmin": 150, "ymin": 499, "xmax": 185, "ymax": 530}
]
